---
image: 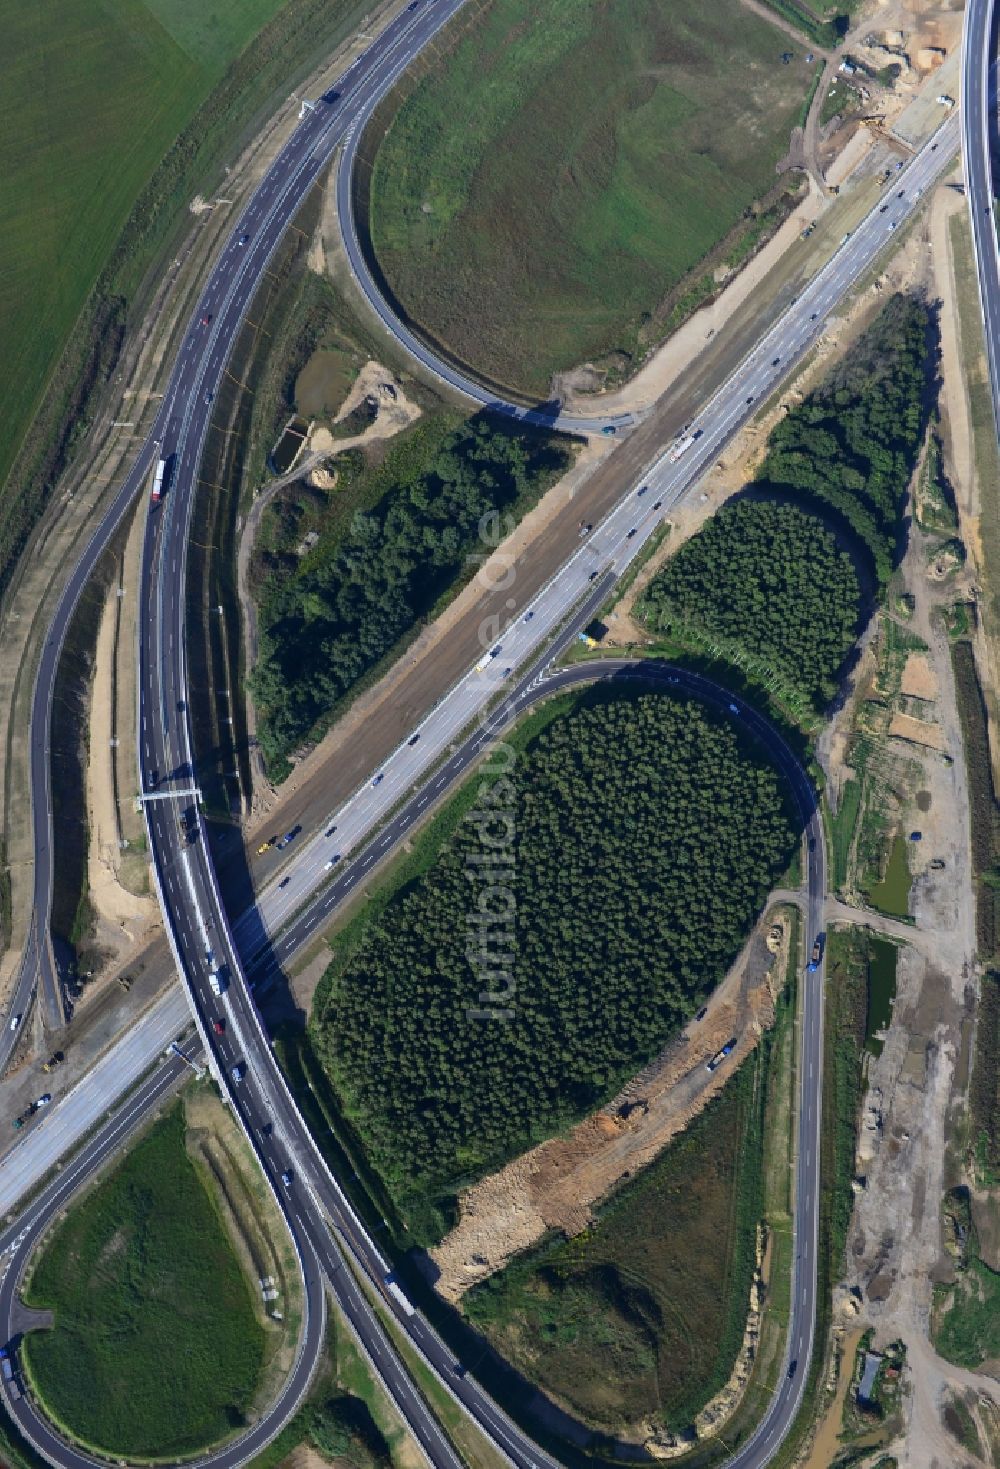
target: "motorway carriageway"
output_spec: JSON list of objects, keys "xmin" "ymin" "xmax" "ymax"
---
[
  {"xmin": 2, "ymin": 656, "xmax": 823, "ymax": 1469},
  {"xmin": 238, "ymin": 111, "xmax": 959, "ymax": 964}
]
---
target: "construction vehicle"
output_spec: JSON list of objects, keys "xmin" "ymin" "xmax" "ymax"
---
[{"xmin": 706, "ymin": 1038, "xmax": 737, "ymax": 1073}]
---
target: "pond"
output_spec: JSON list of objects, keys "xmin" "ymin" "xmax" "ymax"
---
[
  {"xmin": 866, "ymin": 829, "xmax": 911, "ymax": 919},
  {"xmin": 295, "ymin": 348, "xmax": 356, "ymax": 418},
  {"xmin": 269, "ymin": 415, "xmax": 308, "ymax": 474},
  {"xmin": 866, "ymin": 937, "xmax": 897, "ymax": 1057}
]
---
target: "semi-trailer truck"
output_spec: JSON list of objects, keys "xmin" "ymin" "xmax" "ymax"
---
[
  {"xmin": 706, "ymin": 1038, "xmax": 737, "ymax": 1073},
  {"xmin": 384, "ymin": 1273, "xmax": 415, "ymax": 1316},
  {"xmin": 669, "ymin": 429, "xmax": 702, "ymax": 462}
]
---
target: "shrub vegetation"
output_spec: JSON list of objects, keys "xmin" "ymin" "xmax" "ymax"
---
[
  {"xmin": 23, "ymin": 1108, "xmax": 264, "ymax": 1457},
  {"xmin": 250, "ymin": 413, "xmax": 572, "ymax": 772},
  {"xmin": 464, "ymin": 1059, "xmax": 766, "ymax": 1431},
  {"xmin": 639, "ymin": 498, "xmax": 861, "ymax": 708},
  {"xmin": 312, "ymin": 690, "xmax": 797, "ymax": 1239}
]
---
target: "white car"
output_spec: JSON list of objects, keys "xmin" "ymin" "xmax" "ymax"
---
[{"xmin": 9, "ymin": 1014, "xmax": 20, "ymax": 1032}]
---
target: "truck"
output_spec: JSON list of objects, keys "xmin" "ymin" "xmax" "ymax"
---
[
  {"xmin": 706, "ymin": 1038, "xmax": 737, "ymax": 1073},
  {"xmin": 150, "ymin": 456, "xmax": 169, "ymax": 504},
  {"xmin": 384, "ymin": 1273, "xmax": 415, "ymax": 1317},
  {"xmin": 807, "ymin": 936, "xmax": 824, "ymax": 973},
  {"xmin": 209, "ymin": 969, "xmax": 226, "ymax": 997},
  {"xmin": 0, "ymin": 1348, "xmax": 20, "ymax": 1400},
  {"xmin": 669, "ymin": 429, "xmax": 701, "ymax": 463}
]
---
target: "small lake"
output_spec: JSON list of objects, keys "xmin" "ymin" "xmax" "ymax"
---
[
  {"xmin": 866, "ymin": 829, "xmax": 911, "ymax": 919},
  {"xmin": 866, "ymin": 937, "xmax": 897, "ymax": 1057}
]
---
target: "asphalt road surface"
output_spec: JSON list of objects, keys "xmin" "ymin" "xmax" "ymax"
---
[
  {"xmin": 962, "ymin": 0, "xmax": 1000, "ymax": 436},
  {"xmin": 2, "ymin": 655, "xmax": 824, "ymax": 1469},
  {"xmin": 0, "ymin": 0, "xmax": 972, "ymax": 1461}
]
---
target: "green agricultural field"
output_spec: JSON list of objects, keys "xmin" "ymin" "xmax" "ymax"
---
[
  {"xmin": 464, "ymin": 1059, "xmax": 765, "ymax": 1433},
  {"xmin": 312, "ymin": 687, "xmax": 797, "ymax": 1241},
  {"xmin": 22, "ymin": 1107, "xmax": 265, "ymax": 1458},
  {"xmin": 368, "ymin": 0, "xmax": 813, "ymax": 396},
  {"xmin": 0, "ymin": 0, "xmax": 287, "ymax": 499}
]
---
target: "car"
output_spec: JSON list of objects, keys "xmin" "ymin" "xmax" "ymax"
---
[
  {"xmin": 579, "ymin": 522, "xmax": 592, "ymax": 538},
  {"xmin": 372, "ymin": 773, "xmax": 384, "ymax": 787},
  {"xmin": 589, "ymin": 570, "xmax": 599, "ymax": 581},
  {"xmin": 787, "ymin": 1359, "xmax": 798, "ymax": 1380},
  {"xmin": 407, "ymin": 734, "xmax": 420, "ymax": 746},
  {"xmin": 879, "ymin": 204, "xmax": 889, "ymax": 214},
  {"xmin": 281, "ymin": 1169, "xmax": 294, "ymax": 1188},
  {"xmin": 523, "ymin": 610, "xmax": 534, "ymax": 623},
  {"xmin": 502, "ymin": 667, "xmax": 512, "ymax": 676},
  {"xmin": 652, "ymin": 500, "xmax": 662, "ymax": 511},
  {"xmin": 36, "ymin": 1095, "xmax": 51, "ymax": 1108},
  {"xmin": 231, "ymin": 1064, "xmax": 246, "ymax": 1084},
  {"xmin": 601, "ymin": 424, "xmax": 617, "ymax": 436},
  {"xmin": 746, "ymin": 395, "xmax": 754, "ymax": 404},
  {"xmin": 148, "ymin": 768, "xmax": 159, "ymax": 788},
  {"xmin": 810, "ymin": 312, "xmax": 819, "ymax": 321},
  {"xmin": 200, "ymin": 314, "xmax": 212, "ymax": 325},
  {"xmin": 238, "ymin": 233, "xmax": 250, "ymax": 245},
  {"xmin": 275, "ymin": 830, "xmax": 294, "ymax": 850},
  {"xmin": 729, "ymin": 702, "xmax": 739, "ymax": 714},
  {"xmin": 771, "ymin": 356, "xmax": 780, "ymax": 367},
  {"xmin": 204, "ymin": 391, "xmax": 214, "ymax": 405},
  {"xmin": 12, "ymin": 1118, "xmax": 23, "ymax": 1130},
  {"xmin": 257, "ymin": 838, "xmax": 273, "ymax": 855},
  {"xmin": 626, "ymin": 528, "xmax": 637, "ymax": 539},
  {"xmin": 897, "ymin": 190, "xmax": 904, "ymax": 198},
  {"xmin": 325, "ymin": 824, "xmax": 337, "ymax": 838},
  {"xmin": 889, "ymin": 221, "xmax": 897, "ymax": 230},
  {"xmin": 9, "ymin": 1014, "xmax": 20, "ymax": 1032},
  {"xmin": 451, "ymin": 1362, "xmax": 467, "ymax": 1379},
  {"xmin": 176, "ymin": 699, "xmax": 186, "ymax": 712},
  {"xmin": 489, "ymin": 645, "xmax": 501, "ymax": 658},
  {"xmin": 931, "ymin": 142, "xmax": 938, "ymax": 151},
  {"xmin": 325, "ymin": 855, "xmax": 341, "ymax": 870},
  {"xmin": 637, "ymin": 485, "xmax": 648, "ymax": 497},
  {"xmin": 278, "ymin": 876, "xmax": 291, "ymax": 889},
  {"xmin": 695, "ymin": 1007, "xmax": 708, "ymax": 1022},
  {"xmin": 213, "ymin": 1018, "xmax": 225, "ymax": 1036}
]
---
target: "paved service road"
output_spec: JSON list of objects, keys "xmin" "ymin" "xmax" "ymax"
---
[{"xmin": 962, "ymin": 0, "xmax": 1000, "ymax": 436}]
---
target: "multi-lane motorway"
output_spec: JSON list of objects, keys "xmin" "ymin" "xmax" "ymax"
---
[
  {"xmin": 963, "ymin": 0, "xmax": 1000, "ymax": 435},
  {"xmin": 0, "ymin": 0, "xmax": 982, "ymax": 1463},
  {"xmin": 3, "ymin": 653, "xmax": 823, "ymax": 1469}
]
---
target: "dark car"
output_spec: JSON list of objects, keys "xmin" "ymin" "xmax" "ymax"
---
[
  {"xmin": 238, "ymin": 233, "xmax": 250, "ymax": 245},
  {"xmin": 626, "ymin": 528, "xmax": 637, "ymax": 539},
  {"xmin": 652, "ymin": 500, "xmax": 662, "ymax": 511},
  {"xmin": 372, "ymin": 772, "xmax": 384, "ymax": 788},
  {"xmin": 771, "ymin": 356, "xmax": 780, "ymax": 366},
  {"xmin": 325, "ymin": 824, "xmax": 337, "ymax": 838},
  {"xmin": 787, "ymin": 1359, "xmax": 798, "ymax": 1379},
  {"xmin": 637, "ymin": 485, "xmax": 648, "ymax": 496},
  {"xmin": 407, "ymin": 734, "xmax": 420, "ymax": 747},
  {"xmin": 695, "ymin": 1007, "xmax": 708, "ymax": 1022},
  {"xmin": 278, "ymin": 876, "xmax": 291, "ymax": 889},
  {"xmin": 746, "ymin": 394, "xmax": 755, "ymax": 404},
  {"xmin": 204, "ymin": 391, "xmax": 213, "ymax": 405},
  {"xmin": 231, "ymin": 1063, "xmax": 246, "ymax": 1084}
]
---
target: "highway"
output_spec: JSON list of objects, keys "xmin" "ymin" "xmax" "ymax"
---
[
  {"xmin": 2, "ymin": 652, "xmax": 823, "ymax": 1469},
  {"xmin": 962, "ymin": 0, "xmax": 1000, "ymax": 436},
  {"xmin": 0, "ymin": 0, "xmax": 970, "ymax": 1462}
]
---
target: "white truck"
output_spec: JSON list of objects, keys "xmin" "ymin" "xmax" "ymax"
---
[
  {"xmin": 669, "ymin": 429, "xmax": 701, "ymax": 463},
  {"xmin": 209, "ymin": 969, "xmax": 226, "ymax": 997},
  {"xmin": 384, "ymin": 1273, "xmax": 415, "ymax": 1316}
]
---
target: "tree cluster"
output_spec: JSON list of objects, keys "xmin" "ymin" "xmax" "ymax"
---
[
  {"xmin": 639, "ymin": 498, "xmax": 861, "ymax": 707},
  {"xmin": 312, "ymin": 693, "xmax": 797, "ymax": 1240},
  {"xmin": 754, "ymin": 292, "xmax": 931, "ymax": 584},
  {"xmin": 251, "ymin": 415, "xmax": 571, "ymax": 768}
]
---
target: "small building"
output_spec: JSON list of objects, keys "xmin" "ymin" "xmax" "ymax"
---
[{"xmin": 857, "ymin": 1351, "xmax": 883, "ymax": 1405}]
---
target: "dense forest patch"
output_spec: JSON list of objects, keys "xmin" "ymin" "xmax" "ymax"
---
[
  {"xmin": 312, "ymin": 690, "xmax": 797, "ymax": 1240},
  {"xmin": 639, "ymin": 498, "xmax": 861, "ymax": 709},
  {"xmin": 753, "ymin": 293, "xmax": 932, "ymax": 585},
  {"xmin": 250, "ymin": 413, "xmax": 572, "ymax": 775}
]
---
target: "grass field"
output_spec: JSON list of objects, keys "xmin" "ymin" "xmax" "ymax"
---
[
  {"xmin": 368, "ymin": 0, "xmax": 812, "ymax": 396},
  {"xmin": 464, "ymin": 1055, "xmax": 768, "ymax": 1434},
  {"xmin": 0, "ymin": 0, "xmax": 288, "ymax": 501},
  {"xmin": 22, "ymin": 1106, "xmax": 265, "ymax": 1458}
]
